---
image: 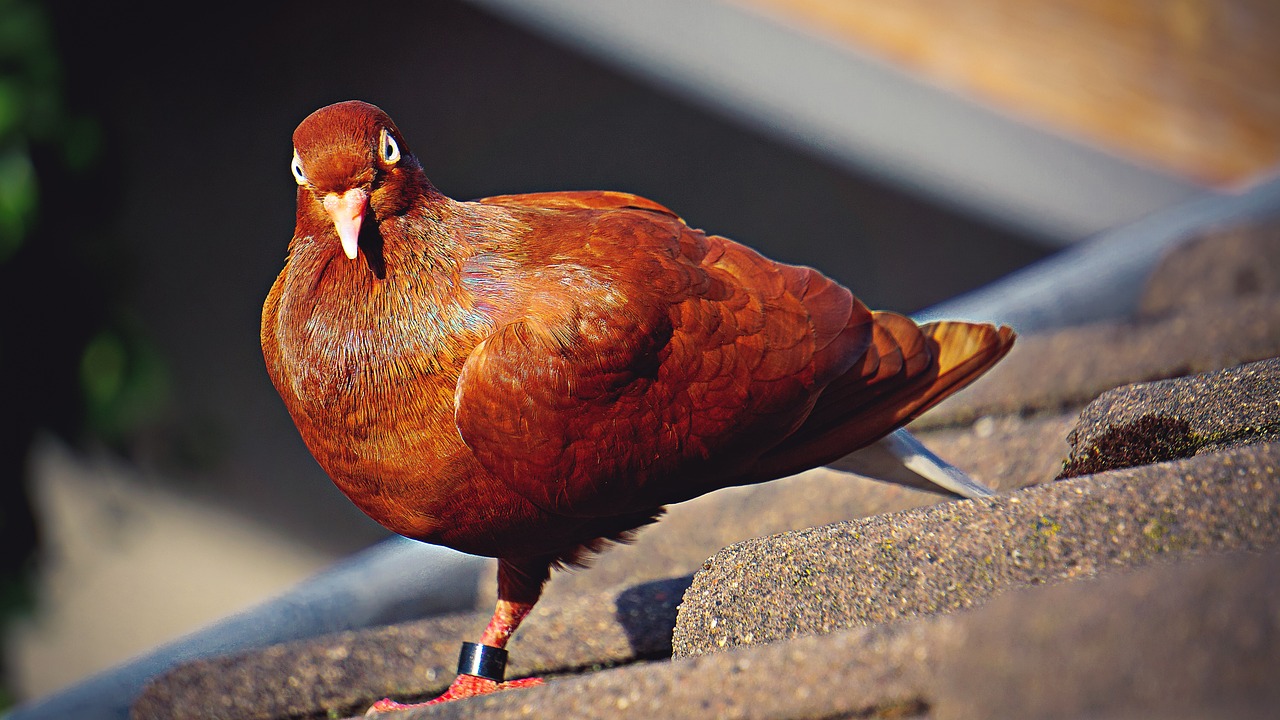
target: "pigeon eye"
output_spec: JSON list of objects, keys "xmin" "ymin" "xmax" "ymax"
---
[
  {"xmin": 290, "ymin": 151, "xmax": 307, "ymax": 186},
  {"xmin": 379, "ymin": 128, "xmax": 401, "ymax": 164}
]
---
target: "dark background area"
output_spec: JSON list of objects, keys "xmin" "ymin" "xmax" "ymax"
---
[{"xmin": 3, "ymin": 0, "xmax": 1045, "ymax": 654}]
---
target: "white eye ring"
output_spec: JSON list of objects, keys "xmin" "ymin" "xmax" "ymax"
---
[
  {"xmin": 290, "ymin": 151, "xmax": 307, "ymax": 186},
  {"xmin": 379, "ymin": 128, "xmax": 401, "ymax": 164}
]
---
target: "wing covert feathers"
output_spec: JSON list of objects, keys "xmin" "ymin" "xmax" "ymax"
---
[{"xmin": 454, "ymin": 216, "xmax": 880, "ymax": 517}]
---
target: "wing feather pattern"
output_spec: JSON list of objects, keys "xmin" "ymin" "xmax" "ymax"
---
[{"xmin": 455, "ymin": 200, "xmax": 872, "ymax": 517}]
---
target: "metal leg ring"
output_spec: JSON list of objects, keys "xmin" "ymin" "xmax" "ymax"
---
[{"xmin": 457, "ymin": 641, "xmax": 507, "ymax": 682}]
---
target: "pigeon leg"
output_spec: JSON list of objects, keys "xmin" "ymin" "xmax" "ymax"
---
[{"xmin": 366, "ymin": 559, "xmax": 549, "ymax": 714}]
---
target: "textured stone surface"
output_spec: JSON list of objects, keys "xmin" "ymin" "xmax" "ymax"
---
[
  {"xmin": 920, "ymin": 292, "xmax": 1280, "ymax": 427},
  {"xmin": 672, "ymin": 441, "xmax": 1280, "ymax": 656},
  {"xmin": 1140, "ymin": 221, "xmax": 1280, "ymax": 317},
  {"xmin": 391, "ymin": 548, "xmax": 1280, "ymax": 720},
  {"xmin": 133, "ymin": 576, "xmax": 687, "ymax": 720},
  {"xmin": 1062, "ymin": 357, "xmax": 1280, "ymax": 477},
  {"xmin": 132, "ymin": 614, "xmax": 478, "ymax": 720},
  {"xmin": 911, "ymin": 412, "xmax": 1075, "ymax": 491}
]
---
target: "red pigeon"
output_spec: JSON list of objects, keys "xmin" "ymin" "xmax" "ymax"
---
[{"xmin": 262, "ymin": 101, "xmax": 1014, "ymax": 711}]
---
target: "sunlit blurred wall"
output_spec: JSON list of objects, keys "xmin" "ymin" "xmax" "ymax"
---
[{"xmin": 737, "ymin": 0, "xmax": 1280, "ymax": 188}]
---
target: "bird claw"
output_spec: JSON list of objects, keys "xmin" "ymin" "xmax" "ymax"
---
[{"xmin": 365, "ymin": 675, "xmax": 544, "ymax": 715}]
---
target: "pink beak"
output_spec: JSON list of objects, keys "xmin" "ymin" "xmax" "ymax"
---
[{"xmin": 322, "ymin": 188, "xmax": 369, "ymax": 260}]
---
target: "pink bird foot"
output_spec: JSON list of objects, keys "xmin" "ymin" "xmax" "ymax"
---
[
  {"xmin": 366, "ymin": 674, "xmax": 544, "ymax": 715},
  {"xmin": 365, "ymin": 640, "xmax": 542, "ymax": 715}
]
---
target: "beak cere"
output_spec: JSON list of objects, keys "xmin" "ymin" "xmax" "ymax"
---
[{"xmin": 322, "ymin": 188, "xmax": 369, "ymax": 260}]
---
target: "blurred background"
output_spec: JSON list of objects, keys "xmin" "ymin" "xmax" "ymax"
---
[{"xmin": 2, "ymin": 0, "xmax": 1276, "ymax": 708}]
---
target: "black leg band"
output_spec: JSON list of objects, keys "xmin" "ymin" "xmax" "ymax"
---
[{"xmin": 457, "ymin": 641, "xmax": 507, "ymax": 682}]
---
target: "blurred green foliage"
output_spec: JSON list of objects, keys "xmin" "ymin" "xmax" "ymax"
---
[
  {"xmin": 0, "ymin": 8, "xmax": 42, "ymax": 261},
  {"xmin": 80, "ymin": 319, "xmax": 171, "ymax": 445},
  {"xmin": 2, "ymin": 0, "xmax": 168, "ymax": 446}
]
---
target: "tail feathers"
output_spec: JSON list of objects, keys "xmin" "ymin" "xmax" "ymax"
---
[
  {"xmin": 909, "ymin": 320, "xmax": 1016, "ymax": 421},
  {"xmin": 751, "ymin": 314, "xmax": 1014, "ymax": 481}
]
